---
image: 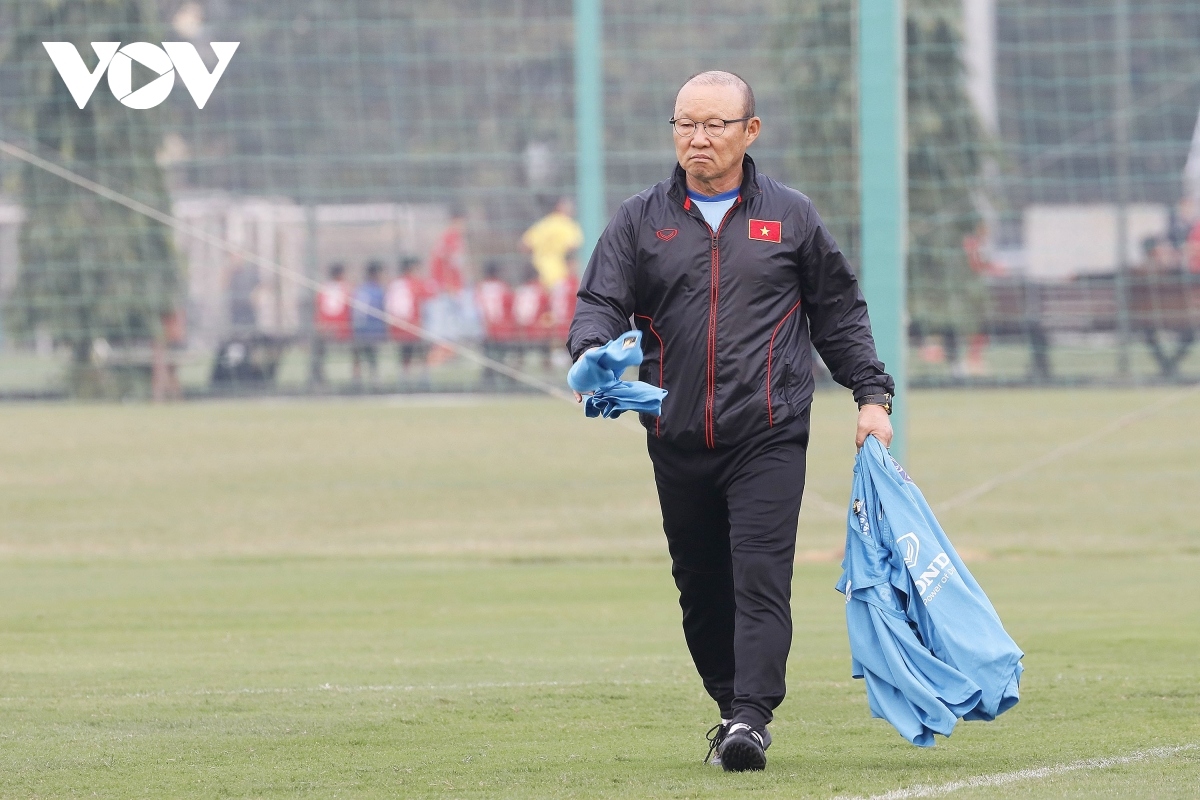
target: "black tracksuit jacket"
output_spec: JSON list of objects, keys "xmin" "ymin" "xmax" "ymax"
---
[{"xmin": 567, "ymin": 155, "xmax": 895, "ymax": 450}]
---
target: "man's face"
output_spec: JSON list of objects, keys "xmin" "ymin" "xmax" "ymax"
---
[{"xmin": 672, "ymin": 82, "xmax": 760, "ymax": 186}]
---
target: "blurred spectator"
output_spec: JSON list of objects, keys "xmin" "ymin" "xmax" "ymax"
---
[
  {"xmin": 513, "ymin": 264, "xmax": 550, "ymax": 366},
  {"xmin": 1168, "ymin": 199, "xmax": 1192, "ymax": 251},
  {"xmin": 547, "ymin": 255, "xmax": 579, "ymax": 365},
  {"xmin": 958, "ymin": 222, "xmax": 997, "ymax": 375},
  {"xmin": 227, "ymin": 258, "xmax": 260, "ymax": 331},
  {"xmin": 427, "ymin": 207, "xmax": 471, "ymax": 365},
  {"xmin": 352, "ymin": 261, "xmax": 388, "ymax": 384},
  {"xmin": 386, "ymin": 256, "xmax": 432, "ymax": 377},
  {"xmin": 521, "ymin": 196, "xmax": 583, "ymax": 290},
  {"xmin": 962, "ymin": 221, "xmax": 1003, "ymax": 278},
  {"xmin": 1138, "ymin": 235, "xmax": 1181, "ymax": 273},
  {"xmin": 920, "ymin": 223, "xmax": 1000, "ymax": 377},
  {"xmin": 429, "ymin": 207, "xmax": 467, "ymax": 295},
  {"xmin": 1171, "ymin": 198, "xmax": 1200, "ymax": 273},
  {"xmin": 310, "ymin": 263, "xmax": 352, "ymax": 385},
  {"xmin": 476, "ymin": 260, "xmax": 516, "ymax": 386},
  {"xmin": 1186, "ymin": 214, "xmax": 1200, "ymax": 275},
  {"xmin": 315, "ymin": 263, "xmax": 352, "ymax": 338},
  {"xmin": 152, "ymin": 309, "xmax": 185, "ymax": 402}
]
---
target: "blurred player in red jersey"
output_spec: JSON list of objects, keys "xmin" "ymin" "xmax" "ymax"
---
[
  {"xmin": 513, "ymin": 264, "xmax": 551, "ymax": 368},
  {"xmin": 429, "ymin": 207, "xmax": 467, "ymax": 295},
  {"xmin": 475, "ymin": 260, "xmax": 516, "ymax": 386},
  {"xmin": 1187, "ymin": 217, "xmax": 1200, "ymax": 274},
  {"xmin": 547, "ymin": 255, "xmax": 579, "ymax": 361},
  {"xmin": 960, "ymin": 222, "xmax": 1003, "ymax": 375},
  {"xmin": 310, "ymin": 263, "xmax": 352, "ymax": 385},
  {"xmin": 386, "ymin": 256, "xmax": 432, "ymax": 378},
  {"xmin": 426, "ymin": 208, "xmax": 469, "ymax": 367}
]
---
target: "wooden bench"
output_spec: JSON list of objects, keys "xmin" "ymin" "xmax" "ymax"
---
[{"xmin": 983, "ymin": 273, "xmax": 1200, "ymax": 379}]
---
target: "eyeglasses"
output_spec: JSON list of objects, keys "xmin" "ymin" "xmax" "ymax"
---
[{"xmin": 669, "ymin": 116, "xmax": 752, "ymax": 138}]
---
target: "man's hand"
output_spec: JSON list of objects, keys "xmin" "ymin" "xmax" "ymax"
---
[
  {"xmin": 571, "ymin": 346, "xmax": 601, "ymax": 403},
  {"xmin": 855, "ymin": 403, "xmax": 893, "ymax": 449}
]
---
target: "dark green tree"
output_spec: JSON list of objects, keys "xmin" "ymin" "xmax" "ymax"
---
[
  {"xmin": 780, "ymin": 0, "xmax": 988, "ymax": 335},
  {"xmin": 2, "ymin": 0, "xmax": 180, "ymax": 394}
]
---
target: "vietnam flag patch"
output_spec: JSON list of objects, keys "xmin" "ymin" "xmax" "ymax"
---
[{"xmin": 748, "ymin": 219, "xmax": 782, "ymax": 243}]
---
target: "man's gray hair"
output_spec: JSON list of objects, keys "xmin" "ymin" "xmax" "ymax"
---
[{"xmin": 680, "ymin": 71, "xmax": 755, "ymax": 118}]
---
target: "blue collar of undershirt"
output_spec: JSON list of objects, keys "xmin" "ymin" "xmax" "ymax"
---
[{"xmin": 686, "ymin": 187, "xmax": 740, "ymax": 203}]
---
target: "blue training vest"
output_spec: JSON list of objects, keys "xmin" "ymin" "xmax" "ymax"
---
[
  {"xmin": 567, "ymin": 330, "xmax": 667, "ymax": 419},
  {"xmin": 836, "ymin": 437, "xmax": 1024, "ymax": 746}
]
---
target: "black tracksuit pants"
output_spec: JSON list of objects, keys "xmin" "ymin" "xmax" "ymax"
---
[{"xmin": 647, "ymin": 409, "xmax": 809, "ymax": 732}]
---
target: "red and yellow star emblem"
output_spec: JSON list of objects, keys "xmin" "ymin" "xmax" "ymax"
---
[{"xmin": 748, "ymin": 219, "xmax": 781, "ymax": 243}]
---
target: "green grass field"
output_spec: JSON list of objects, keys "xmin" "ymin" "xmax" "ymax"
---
[{"xmin": 0, "ymin": 389, "xmax": 1197, "ymax": 798}]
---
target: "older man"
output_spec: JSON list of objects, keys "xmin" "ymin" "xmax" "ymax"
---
[{"xmin": 567, "ymin": 71, "xmax": 895, "ymax": 771}]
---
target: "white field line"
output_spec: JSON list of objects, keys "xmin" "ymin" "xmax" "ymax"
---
[
  {"xmin": 938, "ymin": 384, "xmax": 1200, "ymax": 513},
  {"xmin": 125, "ymin": 677, "xmax": 674, "ymax": 700},
  {"xmin": 842, "ymin": 743, "xmax": 1198, "ymax": 800},
  {"xmin": 803, "ymin": 490, "xmax": 847, "ymax": 520}
]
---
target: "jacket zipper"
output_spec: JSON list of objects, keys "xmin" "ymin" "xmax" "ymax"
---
[{"xmin": 704, "ymin": 198, "xmax": 741, "ymax": 449}]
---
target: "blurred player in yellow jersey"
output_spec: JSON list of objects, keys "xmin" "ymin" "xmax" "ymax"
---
[{"xmin": 521, "ymin": 196, "xmax": 583, "ymax": 290}]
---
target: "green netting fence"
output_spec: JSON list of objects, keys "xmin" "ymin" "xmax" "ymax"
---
[{"xmin": 1, "ymin": 0, "xmax": 1198, "ymax": 398}]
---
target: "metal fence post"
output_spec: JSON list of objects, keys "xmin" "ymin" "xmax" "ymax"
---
[
  {"xmin": 1113, "ymin": 0, "xmax": 1133, "ymax": 382},
  {"xmin": 859, "ymin": 0, "xmax": 908, "ymax": 461},
  {"xmin": 574, "ymin": 0, "xmax": 605, "ymax": 266}
]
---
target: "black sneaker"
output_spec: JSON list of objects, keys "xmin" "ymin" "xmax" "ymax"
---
[
  {"xmin": 717, "ymin": 722, "xmax": 771, "ymax": 772},
  {"xmin": 704, "ymin": 722, "xmax": 730, "ymax": 766}
]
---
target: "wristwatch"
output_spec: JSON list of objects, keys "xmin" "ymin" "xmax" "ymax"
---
[{"xmin": 857, "ymin": 393, "xmax": 893, "ymax": 415}]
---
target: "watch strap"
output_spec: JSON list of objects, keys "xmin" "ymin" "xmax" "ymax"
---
[{"xmin": 858, "ymin": 393, "xmax": 893, "ymax": 414}]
